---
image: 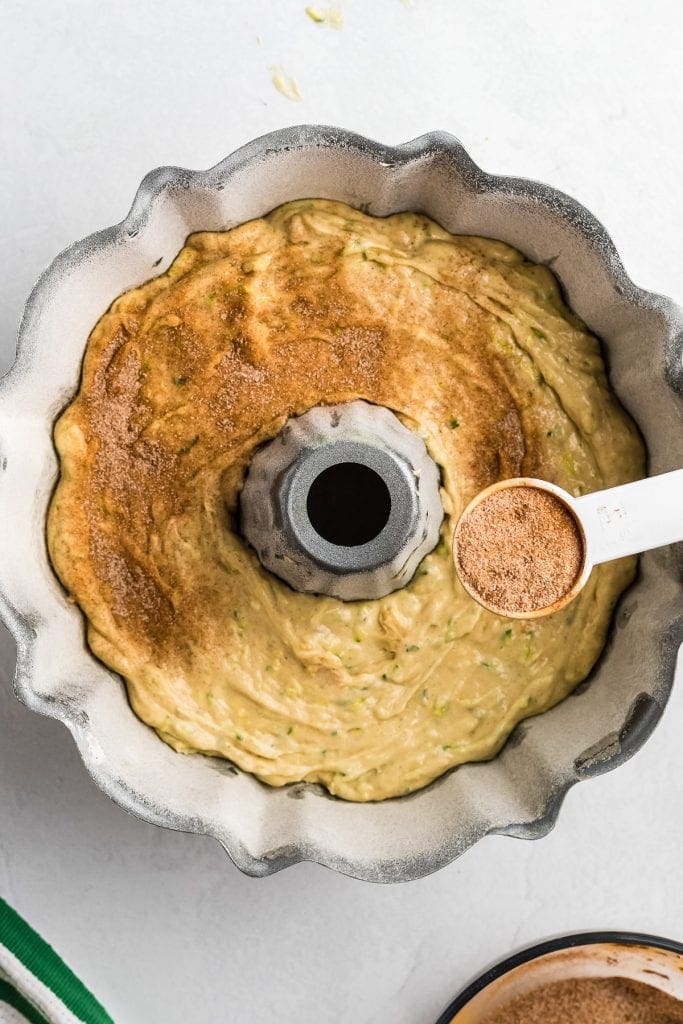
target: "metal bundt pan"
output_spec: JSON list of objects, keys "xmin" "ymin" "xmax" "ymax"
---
[{"xmin": 0, "ymin": 126, "xmax": 681, "ymax": 882}]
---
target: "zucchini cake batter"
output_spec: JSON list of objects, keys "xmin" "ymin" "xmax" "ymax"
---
[{"xmin": 48, "ymin": 200, "xmax": 644, "ymax": 801}]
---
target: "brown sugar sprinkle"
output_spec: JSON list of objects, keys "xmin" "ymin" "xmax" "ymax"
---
[
  {"xmin": 481, "ymin": 976, "xmax": 683, "ymax": 1024},
  {"xmin": 455, "ymin": 484, "xmax": 584, "ymax": 615}
]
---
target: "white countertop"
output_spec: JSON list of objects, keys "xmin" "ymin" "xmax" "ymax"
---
[{"xmin": 1, "ymin": 1, "xmax": 682, "ymax": 1021}]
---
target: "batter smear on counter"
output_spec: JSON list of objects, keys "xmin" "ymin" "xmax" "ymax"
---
[{"xmin": 48, "ymin": 199, "xmax": 644, "ymax": 801}]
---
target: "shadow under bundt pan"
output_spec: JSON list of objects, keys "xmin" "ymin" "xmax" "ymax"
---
[{"xmin": 0, "ymin": 126, "xmax": 681, "ymax": 881}]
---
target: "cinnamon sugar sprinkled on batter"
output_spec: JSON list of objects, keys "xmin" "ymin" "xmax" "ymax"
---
[
  {"xmin": 456, "ymin": 485, "xmax": 584, "ymax": 615},
  {"xmin": 46, "ymin": 199, "xmax": 644, "ymax": 801}
]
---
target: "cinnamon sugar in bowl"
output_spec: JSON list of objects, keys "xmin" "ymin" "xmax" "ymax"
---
[{"xmin": 436, "ymin": 933, "xmax": 683, "ymax": 1024}]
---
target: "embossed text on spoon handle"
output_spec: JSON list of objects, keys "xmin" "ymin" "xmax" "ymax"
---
[{"xmin": 575, "ymin": 468, "xmax": 683, "ymax": 565}]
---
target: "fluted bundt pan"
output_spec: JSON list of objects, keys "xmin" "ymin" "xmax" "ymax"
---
[{"xmin": 0, "ymin": 126, "xmax": 681, "ymax": 881}]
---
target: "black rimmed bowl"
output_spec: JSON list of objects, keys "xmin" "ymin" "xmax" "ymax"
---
[{"xmin": 436, "ymin": 931, "xmax": 683, "ymax": 1023}]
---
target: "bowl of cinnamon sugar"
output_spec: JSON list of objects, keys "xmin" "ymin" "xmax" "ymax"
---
[{"xmin": 436, "ymin": 932, "xmax": 683, "ymax": 1024}]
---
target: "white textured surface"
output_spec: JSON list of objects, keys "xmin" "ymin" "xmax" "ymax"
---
[{"xmin": 1, "ymin": 1, "xmax": 682, "ymax": 1022}]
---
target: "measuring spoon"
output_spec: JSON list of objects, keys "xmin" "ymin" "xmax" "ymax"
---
[{"xmin": 453, "ymin": 468, "xmax": 683, "ymax": 618}]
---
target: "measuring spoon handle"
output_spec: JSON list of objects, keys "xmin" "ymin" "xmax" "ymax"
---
[{"xmin": 574, "ymin": 468, "xmax": 683, "ymax": 565}]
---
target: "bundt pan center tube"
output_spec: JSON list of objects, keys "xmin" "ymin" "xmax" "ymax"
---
[
  {"xmin": 0, "ymin": 126, "xmax": 681, "ymax": 881},
  {"xmin": 240, "ymin": 400, "xmax": 443, "ymax": 600}
]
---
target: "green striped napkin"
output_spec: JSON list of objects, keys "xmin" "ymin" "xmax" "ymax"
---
[{"xmin": 0, "ymin": 900, "xmax": 113, "ymax": 1024}]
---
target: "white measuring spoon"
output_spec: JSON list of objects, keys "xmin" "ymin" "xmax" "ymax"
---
[{"xmin": 453, "ymin": 468, "xmax": 683, "ymax": 618}]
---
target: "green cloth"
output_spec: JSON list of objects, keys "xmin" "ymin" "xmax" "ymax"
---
[{"xmin": 0, "ymin": 900, "xmax": 113, "ymax": 1024}]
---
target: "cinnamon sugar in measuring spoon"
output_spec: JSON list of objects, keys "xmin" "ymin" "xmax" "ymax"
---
[{"xmin": 455, "ymin": 484, "xmax": 584, "ymax": 616}]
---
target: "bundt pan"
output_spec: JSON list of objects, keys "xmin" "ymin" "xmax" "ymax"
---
[{"xmin": 0, "ymin": 126, "xmax": 681, "ymax": 882}]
